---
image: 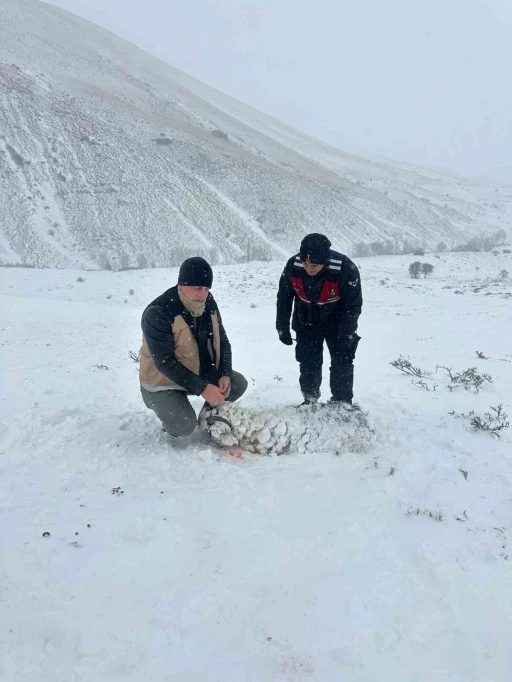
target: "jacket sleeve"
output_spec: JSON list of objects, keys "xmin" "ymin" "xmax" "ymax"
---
[
  {"xmin": 141, "ymin": 305, "xmax": 208, "ymax": 395},
  {"xmin": 216, "ymin": 309, "xmax": 233, "ymax": 378},
  {"xmin": 337, "ymin": 259, "xmax": 363, "ymax": 338},
  {"xmin": 276, "ymin": 260, "xmax": 295, "ymax": 332}
]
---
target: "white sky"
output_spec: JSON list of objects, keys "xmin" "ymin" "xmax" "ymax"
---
[{"xmin": 45, "ymin": 0, "xmax": 512, "ymax": 175}]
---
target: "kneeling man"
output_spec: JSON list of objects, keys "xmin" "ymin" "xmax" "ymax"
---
[{"xmin": 140, "ymin": 257, "xmax": 247, "ymax": 439}]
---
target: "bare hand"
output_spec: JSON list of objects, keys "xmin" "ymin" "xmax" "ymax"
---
[
  {"xmin": 218, "ymin": 376, "xmax": 231, "ymax": 397},
  {"xmin": 201, "ymin": 384, "xmax": 226, "ymax": 407}
]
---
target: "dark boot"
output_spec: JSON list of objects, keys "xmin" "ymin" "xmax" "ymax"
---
[
  {"xmin": 327, "ymin": 398, "xmax": 361, "ymax": 412},
  {"xmin": 297, "ymin": 393, "xmax": 320, "ymax": 408}
]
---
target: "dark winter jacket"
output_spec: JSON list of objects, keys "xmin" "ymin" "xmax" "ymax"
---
[
  {"xmin": 140, "ymin": 286, "xmax": 232, "ymax": 394},
  {"xmin": 276, "ymin": 250, "xmax": 362, "ymax": 336}
]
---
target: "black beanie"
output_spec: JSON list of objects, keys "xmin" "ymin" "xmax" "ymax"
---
[
  {"xmin": 299, "ymin": 233, "xmax": 331, "ymax": 264},
  {"xmin": 178, "ymin": 257, "xmax": 213, "ymax": 288}
]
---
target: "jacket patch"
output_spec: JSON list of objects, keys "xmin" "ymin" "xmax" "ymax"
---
[
  {"xmin": 318, "ymin": 281, "xmax": 340, "ymax": 304},
  {"xmin": 291, "ymin": 276, "xmax": 340, "ymax": 305}
]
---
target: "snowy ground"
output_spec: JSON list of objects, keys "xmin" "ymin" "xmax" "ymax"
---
[{"xmin": 1, "ymin": 251, "xmax": 511, "ymax": 681}]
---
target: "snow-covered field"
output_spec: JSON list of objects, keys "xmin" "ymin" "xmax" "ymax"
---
[{"xmin": 1, "ymin": 251, "xmax": 511, "ymax": 681}]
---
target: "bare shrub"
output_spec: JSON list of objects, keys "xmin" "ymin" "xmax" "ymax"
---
[
  {"xmin": 437, "ymin": 365, "xmax": 493, "ymax": 393},
  {"xmin": 470, "ymin": 404, "xmax": 509, "ymax": 437},
  {"xmin": 411, "ymin": 379, "xmax": 438, "ymax": 391},
  {"xmin": 405, "ymin": 508, "xmax": 443, "ymax": 522},
  {"xmin": 449, "ymin": 405, "xmax": 509, "ymax": 438},
  {"xmin": 128, "ymin": 350, "xmax": 141, "ymax": 363},
  {"xmin": 390, "ymin": 356, "xmax": 431, "ymax": 378}
]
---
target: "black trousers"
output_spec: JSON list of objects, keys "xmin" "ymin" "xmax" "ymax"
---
[{"xmin": 295, "ymin": 325, "xmax": 360, "ymax": 403}]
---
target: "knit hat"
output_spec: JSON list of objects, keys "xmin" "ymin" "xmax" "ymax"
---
[
  {"xmin": 299, "ymin": 233, "xmax": 331, "ymax": 264},
  {"xmin": 178, "ymin": 257, "xmax": 213, "ymax": 288}
]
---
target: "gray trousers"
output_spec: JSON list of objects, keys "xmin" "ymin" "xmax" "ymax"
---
[{"xmin": 140, "ymin": 371, "xmax": 248, "ymax": 437}]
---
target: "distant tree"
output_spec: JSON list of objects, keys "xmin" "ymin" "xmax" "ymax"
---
[
  {"xmin": 421, "ymin": 263, "xmax": 434, "ymax": 278},
  {"xmin": 402, "ymin": 239, "xmax": 415, "ymax": 255},
  {"xmin": 353, "ymin": 242, "xmax": 371, "ymax": 258},
  {"xmin": 481, "ymin": 230, "xmax": 507, "ymax": 252},
  {"xmin": 413, "ymin": 248, "xmax": 425, "ymax": 256},
  {"xmin": 451, "ymin": 230, "xmax": 507, "ymax": 254},
  {"xmin": 384, "ymin": 240, "xmax": 397, "ymax": 255},
  {"xmin": 409, "ymin": 261, "xmax": 422, "ymax": 279},
  {"xmin": 169, "ymin": 248, "xmax": 191, "ymax": 266},
  {"xmin": 499, "ymin": 269, "xmax": 509, "ymax": 280},
  {"xmin": 436, "ymin": 242, "xmax": 448, "ymax": 253},
  {"xmin": 370, "ymin": 241, "xmax": 386, "ymax": 256},
  {"xmin": 250, "ymin": 243, "xmax": 271, "ymax": 261},
  {"xmin": 452, "ymin": 237, "xmax": 480, "ymax": 253},
  {"xmin": 120, "ymin": 251, "xmax": 131, "ymax": 270},
  {"xmin": 494, "ymin": 228, "xmax": 507, "ymax": 246},
  {"xmin": 137, "ymin": 254, "xmax": 148, "ymax": 269}
]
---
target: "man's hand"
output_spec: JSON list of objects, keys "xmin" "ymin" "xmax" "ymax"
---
[
  {"xmin": 201, "ymin": 384, "xmax": 226, "ymax": 407},
  {"xmin": 218, "ymin": 376, "xmax": 231, "ymax": 397},
  {"xmin": 336, "ymin": 332, "xmax": 360, "ymax": 362},
  {"xmin": 278, "ymin": 329, "xmax": 293, "ymax": 346}
]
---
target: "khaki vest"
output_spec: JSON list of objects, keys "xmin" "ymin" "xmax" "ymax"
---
[{"xmin": 140, "ymin": 312, "xmax": 221, "ymax": 389}]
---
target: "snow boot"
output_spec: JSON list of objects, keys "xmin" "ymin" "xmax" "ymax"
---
[{"xmin": 297, "ymin": 393, "xmax": 319, "ymax": 408}]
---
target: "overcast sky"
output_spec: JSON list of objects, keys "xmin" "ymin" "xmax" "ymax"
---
[{"xmin": 46, "ymin": 0, "xmax": 512, "ymax": 176}]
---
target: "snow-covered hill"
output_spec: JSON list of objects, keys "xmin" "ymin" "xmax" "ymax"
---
[
  {"xmin": 0, "ymin": 0, "xmax": 509, "ymax": 268},
  {"xmin": 1, "ymin": 251, "xmax": 511, "ymax": 679}
]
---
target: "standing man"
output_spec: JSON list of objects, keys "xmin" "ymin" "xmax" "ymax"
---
[
  {"xmin": 140, "ymin": 257, "xmax": 247, "ymax": 439},
  {"xmin": 276, "ymin": 233, "xmax": 362, "ymax": 405}
]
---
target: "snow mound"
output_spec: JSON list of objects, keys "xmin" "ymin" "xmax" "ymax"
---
[{"xmin": 202, "ymin": 401, "xmax": 376, "ymax": 455}]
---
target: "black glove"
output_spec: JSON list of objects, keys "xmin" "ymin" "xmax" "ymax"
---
[
  {"xmin": 337, "ymin": 333, "xmax": 361, "ymax": 361},
  {"xmin": 278, "ymin": 329, "xmax": 293, "ymax": 346}
]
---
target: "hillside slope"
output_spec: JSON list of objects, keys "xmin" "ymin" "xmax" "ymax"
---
[{"xmin": 0, "ymin": 0, "xmax": 508, "ymax": 268}]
